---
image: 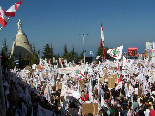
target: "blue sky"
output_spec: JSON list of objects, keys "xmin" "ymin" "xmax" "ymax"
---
[{"xmin": 1, "ymin": 0, "xmax": 155, "ymax": 57}]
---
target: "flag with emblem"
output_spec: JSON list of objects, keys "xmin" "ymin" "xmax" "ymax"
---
[
  {"xmin": 74, "ymin": 69, "xmax": 85, "ymax": 80},
  {"xmin": 78, "ymin": 73, "xmax": 85, "ymax": 80},
  {"xmin": 123, "ymin": 56, "xmax": 134, "ymax": 69},
  {"xmin": 39, "ymin": 58, "xmax": 47, "ymax": 71},
  {"xmin": 65, "ymin": 85, "xmax": 72, "ymax": 95},
  {"xmin": 107, "ymin": 45, "xmax": 123, "ymax": 60}
]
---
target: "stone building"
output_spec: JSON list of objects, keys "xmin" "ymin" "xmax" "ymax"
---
[{"xmin": 11, "ymin": 19, "xmax": 33, "ymax": 59}]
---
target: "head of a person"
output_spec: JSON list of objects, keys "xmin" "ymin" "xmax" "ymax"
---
[
  {"xmin": 114, "ymin": 101, "xmax": 117, "ymax": 106},
  {"xmin": 140, "ymin": 105, "xmax": 144, "ymax": 110},
  {"xmin": 147, "ymin": 104, "xmax": 151, "ymax": 110}
]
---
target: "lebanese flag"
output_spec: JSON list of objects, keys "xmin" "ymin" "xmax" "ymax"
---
[
  {"xmin": 78, "ymin": 73, "xmax": 85, "ymax": 80},
  {"xmin": 4, "ymin": 0, "xmax": 23, "ymax": 17},
  {"xmin": 100, "ymin": 23, "xmax": 106, "ymax": 59},
  {"xmin": 0, "ymin": 6, "xmax": 8, "ymax": 27}
]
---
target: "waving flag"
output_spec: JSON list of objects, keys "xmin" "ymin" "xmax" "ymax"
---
[
  {"xmin": 5, "ymin": 0, "xmax": 23, "ymax": 17},
  {"xmin": 100, "ymin": 23, "xmax": 106, "ymax": 59},
  {"xmin": 107, "ymin": 45, "xmax": 123, "ymax": 60},
  {"xmin": 39, "ymin": 58, "xmax": 48, "ymax": 71},
  {"xmin": 115, "ymin": 81, "xmax": 122, "ymax": 90},
  {"xmin": 0, "ymin": 6, "xmax": 8, "ymax": 27},
  {"xmin": 74, "ymin": 69, "xmax": 85, "ymax": 80},
  {"xmin": 123, "ymin": 56, "xmax": 134, "ymax": 69}
]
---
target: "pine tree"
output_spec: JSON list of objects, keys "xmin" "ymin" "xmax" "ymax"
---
[
  {"xmin": 30, "ymin": 53, "xmax": 39, "ymax": 65},
  {"xmin": 63, "ymin": 44, "xmax": 68, "ymax": 58},
  {"xmin": 42, "ymin": 44, "xmax": 53, "ymax": 63},
  {"xmin": 1, "ymin": 38, "xmax": 15, "ymax": 70},
  {"xmin": 78, "ymin": 51, "xmax": 84, "ymax": 63},
  {"xmin": 32, "ymin": 43, "xmax": 36, "ymax": 54},
  {"xmin": 71, "ymin": 46, "xmax": 75, "ymax": 57},
  {"xmin": 96, "ymin": 46, "xmax": 114, "ymax": 61}
]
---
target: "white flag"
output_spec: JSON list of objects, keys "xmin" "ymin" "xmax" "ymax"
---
[
  {"xmin": 123, "ymin": 56, "xmax": 134, "ymax": 69},
  {"xmin": 90, "ymin": 51, "xmax": 94, "ymax": 56},
  {"xmin": 107, "ymin": 45, "xmax": 123, "ymax": 60}
]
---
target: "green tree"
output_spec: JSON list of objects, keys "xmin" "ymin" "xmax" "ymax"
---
[
  {"xmin": 78, "ymin": 51, "xmax": 84, "ymax": 63},
  {"xmin": 73, "ymin": 52, "xmax": 79, "ymax": 64},
  {"xmin": 63, "ymin": 44, "xmax": 68, "ymax": 58},
  {"xmin": 65, "ymin": 52, "xmax": 72, "ymax": 62},
  {"xmin": 32, "ymin": 43, "xmax": 36, "ymax": 54},
  {"xmin": 54, "ymin": 53, "xmax": 60, "ymax": 64},
  {"xmin": 42, "ymin": 44, "xmax": 50, "ymax": 60},
  {"xmin": 71, "ymin": 46, "xmax": 75, "ymax": 57},
  {"xmin": 30, "ymin": 53, "xmax": 39, "ymax": 65},
  {"xmin": 96, "ymin": 46, "xmax": 114, "ymax": 61},
  {"xmin": 42, "ymin": 44, "xmax": 53, "ymax": 63},
  {"xmin": 7, "ymin": 57, "xmax": 15, "ymax": 69},
  {"xmin": 1, "ymin": 38, "xmax": 15, "ymax": 70},
  {"xmin": 71, "ymin": 46, "xmax": 80, "ymax": 63},
  {"xmin": 24, "ymin": 54, "xmax": 31, "ymax": 66}
]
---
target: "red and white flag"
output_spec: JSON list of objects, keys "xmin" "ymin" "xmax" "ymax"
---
[
  {"xmin": 0, "ymin": 6, "xmax": 8, "ymax": 27},
  {"xmin": 100, "ymin": 23, "xmax": 106, "ymax": 59},
  {"xmin": 117, "ymin": 74, "xmax": 122, "ymax": 85},
  {"xmin": 115, "ymin": 81, "xmax": 122, "ymax": 90},
  {"xmin": 5, "ymin": 0, "xmax": 23, "ymax": 17}
]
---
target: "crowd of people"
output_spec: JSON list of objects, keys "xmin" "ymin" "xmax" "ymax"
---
[{"xmin": 1, "ymin": 57, "xmax": 155, "ymax": 116}]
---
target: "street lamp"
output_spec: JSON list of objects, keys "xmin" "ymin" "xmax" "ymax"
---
[{"xmin": 79, "ymin": 33, "xmax": 89, "ymax": 64}]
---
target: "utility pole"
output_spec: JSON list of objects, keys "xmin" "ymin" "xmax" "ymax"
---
[{"xmin": 79, "ymin": 33, "xmax": 89, "ymax": 64}]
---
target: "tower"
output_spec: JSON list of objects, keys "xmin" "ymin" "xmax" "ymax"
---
[{"xmin": 11, "ymin": 19, "xmax": 33, "ymax": 59}]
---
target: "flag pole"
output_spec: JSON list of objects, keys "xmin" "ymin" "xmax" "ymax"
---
[{"xmin": 0, "ymin": 17, "xmax": 10, "ymax": 31}]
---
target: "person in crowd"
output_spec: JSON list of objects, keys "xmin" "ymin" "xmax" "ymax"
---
[
  {"xmin": 145, "ymin": 104, "xmax": 151, "ymax": 116},
  {"xmin": 127, "ymin": 102, "xmax": 134, "ymax": 116},
  {"xmin": 137, "ymin": 105, "xmax": 145, "ymax": 116},
  {"xmin": 133, "ymin": 98, "xmax": 140, "ymax": 113},
  {"xmin": 108, "ymin": 103, "xmax": 115, "ymax": 116},
  {"xmin": 122, "ymin": 97, "xmax": 128, "ymax": 116},
  {"xmin": 149, "ymin": 105, "xmax": 155, "ymax": 116},
  {"xmin": 113, "ymin": 101, "xmax": 119, "ymax": 116}
]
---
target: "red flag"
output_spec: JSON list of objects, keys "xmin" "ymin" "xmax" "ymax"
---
[
  {"xmin": 0, "ymin": 6, "xmax": 8, "ymax": 27},
  {"xmin": 4, "ymin": 0, "xmax": 23, "ymax": 17},
  {"xmin": 100, "ymin": 23, "xmax": 105, "ymax": 59}
]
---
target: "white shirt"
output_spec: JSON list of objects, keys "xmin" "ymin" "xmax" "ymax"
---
[{"xmin": 145, "ymin": 109, "xmax": 150, "ymax": 116}]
